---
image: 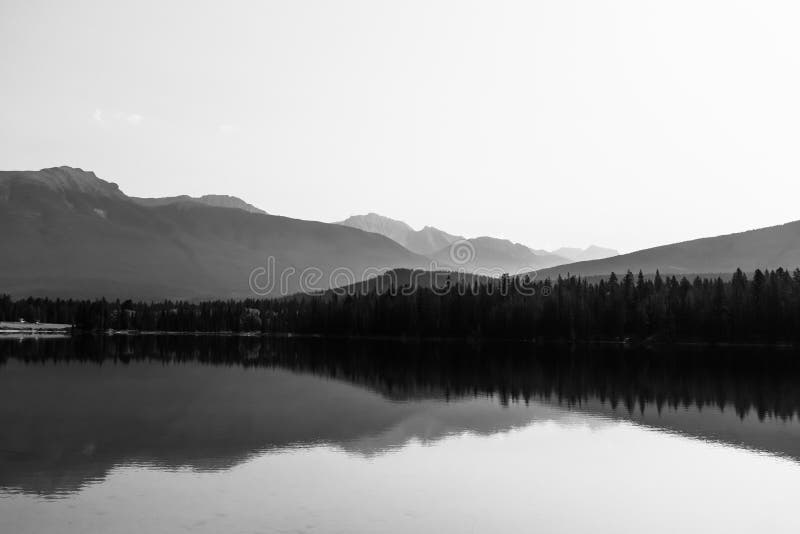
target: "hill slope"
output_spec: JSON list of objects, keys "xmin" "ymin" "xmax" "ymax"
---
[
  {"xmin": 0, "ymin": 167, "xmax": 427, "ymax": 300},
  {"xmin": 534, "ymin": 221, "xmax": 800, "ymax": 279},
  {"xmin": 552, "ymin": 245, "xmax": 619, "ymax": 262}
]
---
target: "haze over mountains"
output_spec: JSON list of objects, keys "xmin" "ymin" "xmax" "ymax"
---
[
  {"xmin": 430, "ymin": 237, "xmax": 568, "ymax": 273},
  {"xmin": 0, "ymin": 167, "xmax": 427, "ymax": 299},
  {"xmin": 338, "ymin": 213, "xmax": 462, "ymax": 256},
  {"xmin": 3, "ymin": 166, "xmax": 800, "ymax": 301},
  {"xmin": 338, "ymin": 211, "xmax": 800, "ymax": 281},
  {"xmin": 338, "ymin": 212, "xmax": 616, "ymax": 271},
  {"xmin": 553, "ymin": 245, "xmax": 620, "ymax": 263}
]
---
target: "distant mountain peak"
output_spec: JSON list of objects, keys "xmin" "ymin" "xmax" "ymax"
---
[
  {"xmin": 3, "ymin": 166, "xmax": 126, "ymax": 198},
  {"xmin": 340, "ymin": 213, "xmax": 414, "ymax": 231},
  {"xmin": 4, "ymin": 166, "xmax": 270, "ymax": 215},
  {"xmin": 338, "ymin": 213, "xmax": 415, "ymax": 246},
  {"xmin": 337, "ymin": 213, "xmax": 462, "ymax": 256}
]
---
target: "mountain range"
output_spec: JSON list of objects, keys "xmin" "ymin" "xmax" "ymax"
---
[
  {"xmin": 2, "ymin": 166, "xmax": 800, "ymax": 300},
  {"xmin": 0, "ymin": 167, "xmax": 427, "ymax": 299},
  {"xmin": 338, "ymin": 212, "xmax": 617, "ymax": 271}
]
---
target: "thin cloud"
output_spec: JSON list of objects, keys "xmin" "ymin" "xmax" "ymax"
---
[
  {"xmin": 218, "ymin": 123, "xmax": 235, "ymax": 136},
  {"xmin": 92, "ymin": 108, "xmax": 143, "ymax": 126}
]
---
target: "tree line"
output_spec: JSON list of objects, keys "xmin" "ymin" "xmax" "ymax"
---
[
  {"xmin": 4, "ymin": 335, "xmax": 800, "ymax": 421},
  {"xmin": 2, "ymin": 268, "xmax": 800, "ymax": 343}
]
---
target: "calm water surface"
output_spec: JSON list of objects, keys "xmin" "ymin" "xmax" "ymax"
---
[{"xmin": 2, "ymin": 336, "xmax": 800, "ymax": 533}]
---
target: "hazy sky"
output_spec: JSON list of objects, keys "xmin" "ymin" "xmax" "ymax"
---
[{"xmin": 2, "ymin": 1, "xmax": 800, "ymax": 252}]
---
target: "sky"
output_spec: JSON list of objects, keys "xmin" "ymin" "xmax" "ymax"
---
[{"xmin": 2, "ymin": 0, "xmax": 800, "ymax": 253}]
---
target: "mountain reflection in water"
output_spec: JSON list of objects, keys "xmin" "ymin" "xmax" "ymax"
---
[{"xmin": 1, "ymin": 336, "xmax": 800, "ymax": 497}]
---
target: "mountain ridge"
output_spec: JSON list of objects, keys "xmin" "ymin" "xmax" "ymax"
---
[
  {"xmin": 553, "ymin": 245, "xmax": 619, "ymax": 262},
  {"xmin": 2, "ymin": 166, "xmax": 126, "ymax": 199},
  {"xmin": 0, "ymin": 168, "xmax": 428, "ymax": 300},
  {"xmin": 337, "ymin": 212, "xmax": 616, "ymax": 268},
  {"xmin": 532, "ymin": 220, "xmax": 800, "ymax": 280},
  {"xmin": 133, "ymin": 194, "xmax": 266, "ymax": 214},
  {"xmin": 430, "ymin": 236, "xmax": 569, "ymax": 272},
  {"xmin": 5, "ymin": 167, "xmax": 800, "ymax": 299},
  {"xmin": 337, "ymin": 213, "xmax": 462, "ymax": 256}
]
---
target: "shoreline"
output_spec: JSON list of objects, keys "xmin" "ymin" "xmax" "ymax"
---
[{"xmin": 44, "ymin": 329, "xmax": 800, "ymax": 349}]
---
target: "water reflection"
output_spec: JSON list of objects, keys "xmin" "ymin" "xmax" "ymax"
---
[{"xmin": 1, "ymin": 336, "xmax": 800, "ymax": 497}]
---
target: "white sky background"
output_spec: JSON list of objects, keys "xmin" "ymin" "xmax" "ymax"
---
[{"xmin": 1, "ymin": 0, "xmax": 799, "ymax": 253}]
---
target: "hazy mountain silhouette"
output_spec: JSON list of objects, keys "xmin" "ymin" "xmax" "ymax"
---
[
  {"xmin": 338, "ymin": 213, "xmax": 416, "ymax": 244},
  {"xmin": 432, "ymin": 236, "xmax": 569, "ymax": 273},
  {"xmin": 406, "ymin": 226, "xmax": 463, "ymax": 256},
  {"xmin": 0, "ymin": 167, "xmax": 428, "ymax": 299},
  {"xmin": 337, "ymin": 223, "xmax": 573, "ymax": 273},
  {"xmin": 338, "ymin": 213, "xmax": 462, "ymax": 256},
  {"xmin": 7, "ymin": 168, "xmax": 800, "ymax": 299},
  {"xmin": 338, "ymin": 213, "xmax": 573, "ymax": 271},
  {"xmin": 134, "ymin": 194, "xmax": 267, "ymax": 214},
  {"xmin": 552, "ymin": 245, "xmax": 619, "ymax": 262},
  {"xmin": 534, "ymin": 220, "xmax": 800, "ymax": 279}
]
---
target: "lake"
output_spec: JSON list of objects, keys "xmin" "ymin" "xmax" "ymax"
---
[{"xmin": 2, "ymin": 336, "xmax": 800, "ymax": 533}]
